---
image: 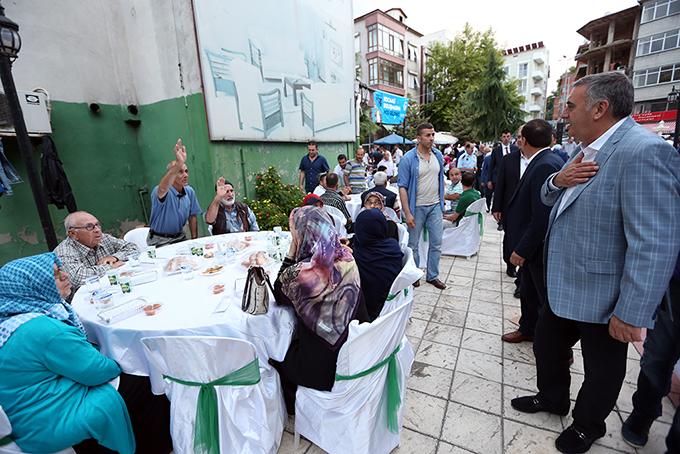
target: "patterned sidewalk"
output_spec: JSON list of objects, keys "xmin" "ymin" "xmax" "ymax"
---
[{"xmin": 278, "ymin": 214, "xmax": 676, "ymax": 453}]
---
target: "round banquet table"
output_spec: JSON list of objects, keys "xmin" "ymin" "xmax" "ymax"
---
[{"xmin": 72, "ymin": 231, "xmax": 296, "ymax": 394}]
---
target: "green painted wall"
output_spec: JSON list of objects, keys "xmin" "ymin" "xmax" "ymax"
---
[
  {"xmin": 0, "ymin": 92, "xmax": 353, "ymax": 265},
  {"xmin": 0, "ymin": 101, "xmax": 147, "ymax": 263}
]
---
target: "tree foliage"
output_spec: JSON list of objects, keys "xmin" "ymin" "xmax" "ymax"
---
[
  {"xmin": 423, "ymin": 24, "xmax": 497, "ymax": 131},
  {"xmin": 359, "ymin": 106, "xmax": 380, "ymax": 144},
  {"xmin": 464, "ymin": 49, "xmax": 525, "ymax": 141},
  {"xmin": 403, "ymin": 101, "xmax": 430, "ymax": 140}
]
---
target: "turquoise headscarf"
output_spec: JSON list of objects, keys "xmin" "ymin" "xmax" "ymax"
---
[{"xmin": 0, "ymin": 253, "xmax": 85, "ymax": 348}]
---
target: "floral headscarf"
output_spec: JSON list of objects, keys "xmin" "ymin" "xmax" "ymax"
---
[
  {"xmin": 279, "ymin": 206, "xmax": 361, "ymax": 348},
  {"xmin": 363, "ymin": 191, "xmax": 386, "ymax": 210},
  {"xmin": 0, "ymin": 253, "xmax": 85, "ymax": 348}
]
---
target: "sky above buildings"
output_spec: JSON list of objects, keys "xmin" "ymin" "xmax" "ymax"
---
[{"xmin": 352, "ymin": 0, "xmax": 638, "ymax": 92}]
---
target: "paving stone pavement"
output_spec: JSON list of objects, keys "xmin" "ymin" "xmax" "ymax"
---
[{"xmin": 278, "ymin": 214, "xmax": 676, "ymax": 453}]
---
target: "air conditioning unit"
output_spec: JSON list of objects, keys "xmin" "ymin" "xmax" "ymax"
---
[{"xmin": 0, "ymin": 90, "xmax": 52, "ymax": 136}]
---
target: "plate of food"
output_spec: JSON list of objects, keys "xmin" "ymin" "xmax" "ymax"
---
[
  {"xmin": 224, "ymin": 238, "xmax": 251, "ymax": 251},
  {"xmin": 241, "ymin": 251, "xmax": 271, "ymax": 268},
  {"xmin": 164, "ymin": 256, "xmax": 199, "ymax": 274},
  {"xmin": 201, "ymin": 264, "xmax": 225, "ymax": 276}
]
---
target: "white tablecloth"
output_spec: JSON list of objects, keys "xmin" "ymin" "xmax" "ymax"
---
[{"xmin": 72, "ymin": 231, "xmax": 296, "ymax": 394}]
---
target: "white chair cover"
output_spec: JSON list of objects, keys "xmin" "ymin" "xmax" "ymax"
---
[
  {"xmin": 123, "ymin": 227, "xmax": 150, "ymax": 250},
  {"xmin": 295, "ymin": 301, "xmax": 414, "ymax": 454},
  {"xmin": 0, "ymin": 406, "xmax": 74, "ymax": 454},
  {"xmin": 380, "ymin": 248, "xmax": 422, "ymax": 316},
  {"xmin": 441, "ymin": 198, "xmax": 486, "ymax": 258},
  {"xmin": 323, "ymin": 206, "xmax": 348, "ymax": 237},
  {"xmin": 140, "ymin": 336, "xmax": 285, "ymax": 454},
  {"xmin": 396, "ymin": 223, "xmax": 409, "ymax": 252},
  {"xmin": 383, "ymin": 207, "xmax": 400, "ymax": 223}
]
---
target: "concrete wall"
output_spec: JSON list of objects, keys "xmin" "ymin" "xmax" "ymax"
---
[{"xmin": 0, "ymin": 0, "xmax": 353, "ymax": 265}]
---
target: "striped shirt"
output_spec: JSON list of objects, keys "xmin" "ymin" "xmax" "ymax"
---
[
  {"xmin": 344, "ymin": 160, "xmax": 368, "ymax": 194},
  {"xmin": 320, "ymin": 190, "xmax": 352, "ymax": 222}
]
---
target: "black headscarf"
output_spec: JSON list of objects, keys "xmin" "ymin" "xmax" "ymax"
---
[{"xmin": 353, "ymin": 209, "xmax": 403, "ymax": 320}]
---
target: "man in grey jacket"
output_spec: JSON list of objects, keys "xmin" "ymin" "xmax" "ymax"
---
[{"xmin": 511, "ymin": 72, "xmax": 680, "ymax": 453}]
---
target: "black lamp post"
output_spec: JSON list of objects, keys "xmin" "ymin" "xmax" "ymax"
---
[
  {"xmin": 668, "ymin": 86, "xmax": 680, "ymax": 149},
  {"xmin": 0, "ymin": 3, "xmax": 58, "ymax": 249}
]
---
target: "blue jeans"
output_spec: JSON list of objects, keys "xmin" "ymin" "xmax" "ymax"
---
[
  {"xmin": 408, "ymin": 203, "xmax": 443, "ymax": 281},
  {"xmin": 630, "ymin": 276, "xmax": 680, "ymax": 452}
]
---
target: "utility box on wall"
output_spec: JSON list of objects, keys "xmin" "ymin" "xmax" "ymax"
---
[{"xmin": 0, "ymin": 90, "xmax": 52, "ymax": 136}]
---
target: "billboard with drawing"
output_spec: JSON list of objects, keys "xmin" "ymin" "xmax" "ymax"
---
[{"xmin": 192, "ymin": 0, "xmax": 355, "ymax": 142}]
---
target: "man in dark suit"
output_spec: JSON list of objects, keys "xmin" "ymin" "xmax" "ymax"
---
[
  {"xmin": 488, "ymin": 130, "xmax": 519, "ymax": 194},
  {"xmin": 501, "ymin": 119, "xmax": 564, "ymax": 344},
  {"xmin": 492, "ymin": 137, "xmax": 523, "ymax": 280}
]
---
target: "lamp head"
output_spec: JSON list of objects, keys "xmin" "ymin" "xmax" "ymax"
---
[{"xmin": 0, "ymin": 5, "xmax": 20, "ymax": 61}]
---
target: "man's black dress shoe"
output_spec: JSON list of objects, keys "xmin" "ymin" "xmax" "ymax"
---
[
  {"xmin": 511, "ymin": 395, "xmax": 569, "ymax": 416},
  {"xmin": 555, "ymin": 425, "xmax": 603, "ymax": 454}
]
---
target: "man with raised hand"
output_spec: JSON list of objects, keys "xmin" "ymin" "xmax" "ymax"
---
[{"xmin": 147, "ymin": 138, "xmax": 202, "ymax": 247}]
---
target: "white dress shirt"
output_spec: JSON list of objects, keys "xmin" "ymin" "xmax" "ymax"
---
[
  {"xmin": 552, "ymin": 117, "xmax": 627, "ymax": 217},
  {"xmin": 502, "ymin": 143, "xmax": 511, "ymax": 156},
  {"xmin": 519, "ymin": 147, "xmax": 549, "ymax": 179}
]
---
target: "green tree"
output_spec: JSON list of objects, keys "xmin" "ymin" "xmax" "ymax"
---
[
  {"xmin": 423, "ymin": 24, "xmax": 497, "ymax": 131},
  {"xmin": 359, "ymin": 106, "xmax": 380, "ymax": 145},
  {"xmin": 403, "ymin": 101, "xmax": 430, "ymax": 140},
  {"xmin": 464, "ymin": 49, "xmax": 525, "ymax": 141}
]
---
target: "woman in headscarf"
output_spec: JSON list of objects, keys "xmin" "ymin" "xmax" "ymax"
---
[
  {"xmin": 271, "ymin": 206, "xmax": 369, "ymax": 413},
  {"xmin": 353, "ymin": 209, "xmax": 404, "ymax": 320},
  {"xmin": 0, "ymin": 253, "xmax": 135, "ymax": 454},
  {"xmin": 363, "ymin": 191, "xmax": 399, "ymax": 241}
]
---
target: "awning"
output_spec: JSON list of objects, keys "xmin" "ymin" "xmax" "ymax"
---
[{"xmin": 639, "ymin": 120, "xmax": 675, "ymax": 134}]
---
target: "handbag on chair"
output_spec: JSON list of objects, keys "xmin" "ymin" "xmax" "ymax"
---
[{"xmin": 241, "ymin": 266, "xmax": 274, "ymax": 315}]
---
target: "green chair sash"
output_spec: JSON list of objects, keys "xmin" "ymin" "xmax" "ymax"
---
[
  {"xmin": 164, "ymin": 357, "xmax": 261, "ymax": 454},
  {"xmin": 0, "ymin": 436, "xmax": 11, "ymax": 446},
  {"xmin": 335, "ymin": 345, "xmax": 402, "ymax": 433},
  {"xmin": 386, "ymin": 288, "xmax": 409, "ymax": 302},
  {"xmin": 463, "ymin": 211, "xmax": 484, "ymax": 236}
]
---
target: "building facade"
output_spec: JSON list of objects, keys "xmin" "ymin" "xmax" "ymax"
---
[
  {"xmin": 631, "ymin": 0, "xmax": 680, "ymax": 137},
  {"xmin": 354, "ymin": 8, "xmax": 423, "ymax": 102},
  {"xmin": 0, "ymin": 0, "xmax": 355, "ymax": 265},
  {"xmin": 502, "ymin": 42, "xmax": 550, "ymax": 120},
  {"xmin": 574, "ymin": 6, "xmax": 640, "ymax": 79},
  {"xmin": 552, "ymin": 70, "xmax": 576, "ymax": 120}
]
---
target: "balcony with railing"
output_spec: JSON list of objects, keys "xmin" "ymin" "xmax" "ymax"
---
[{"xmin": 532, "ymin": 71, "xmax": 545, "ymax": 81}]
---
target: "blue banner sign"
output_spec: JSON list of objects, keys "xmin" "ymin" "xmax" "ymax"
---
[{"xmin": 372, "ymin": 90, "xmax": 408, "ymax": 125}]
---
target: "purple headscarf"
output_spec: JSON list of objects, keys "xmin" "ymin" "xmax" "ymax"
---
[{"xmin": 279, "ymin": 206, "xmax": 361, "ymax": 348}]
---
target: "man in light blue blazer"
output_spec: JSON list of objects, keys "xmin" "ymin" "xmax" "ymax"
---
[{"xmin": 511, "ymin": 71, "xmax": 680, "ymax": 454}]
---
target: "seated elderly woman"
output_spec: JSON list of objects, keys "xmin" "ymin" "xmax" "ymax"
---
[
  {"xmin": 363, "ymin": 191, "xmax": 399, "ymax": 241},
  {"xmin": 0, "ymin": 254, "xmax": 172, "ymax": 454},
  {"xmin": 0, "ymin": 253, "xmax": 135, "ymax": 454},
  {"xmin": 353, "ymin": 208, "xmax": 403, "ymax": 320},
  {"xmin": 271, "ymin": 206, "xmax": 369, "ymax": 414}
]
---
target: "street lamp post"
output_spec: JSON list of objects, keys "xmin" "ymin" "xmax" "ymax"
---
[
  {"xmin": 0, "ymin": 3, "xmax": 58, "ymax": 249},
  {"xmin": 668, "ymin": 86, "xmax": 680, "ymax": 149}
]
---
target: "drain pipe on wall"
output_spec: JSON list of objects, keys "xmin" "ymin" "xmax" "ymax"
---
[
  {"xmin": 138, "ymin": 186, "xmax": 149, "ymax": 225},
  {"xmin": 239, "ymin": 148, "xmax": 249, "ymax": 199}
]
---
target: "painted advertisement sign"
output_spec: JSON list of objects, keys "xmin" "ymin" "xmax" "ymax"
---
[{"xmin": 193, "ymin": 0, "xmax": 355, "ymax": 142}]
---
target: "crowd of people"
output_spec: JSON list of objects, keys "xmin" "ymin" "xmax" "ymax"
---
[{"xmin": 0, "ymin": 71, "xmax": 679, "ymax": 454}]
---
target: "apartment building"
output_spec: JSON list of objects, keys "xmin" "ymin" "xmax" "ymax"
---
[
  {"xmin": 502, "ymin": 42, "xmax": 550, "ymax": 120},
  {"xmin": 354, "ymin": 8, "xmax": 423, "ymax": 102},
  {"xmin": 631, "ymin": 0, "xmax": 680, "ymax": 136},
  {"xmin": 552, "ymin": 70, "xmax": 577, "ymax": 120},
  {"xmin": 573, "ymin": 6, "xmax": 640, "ymax": 79}
]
